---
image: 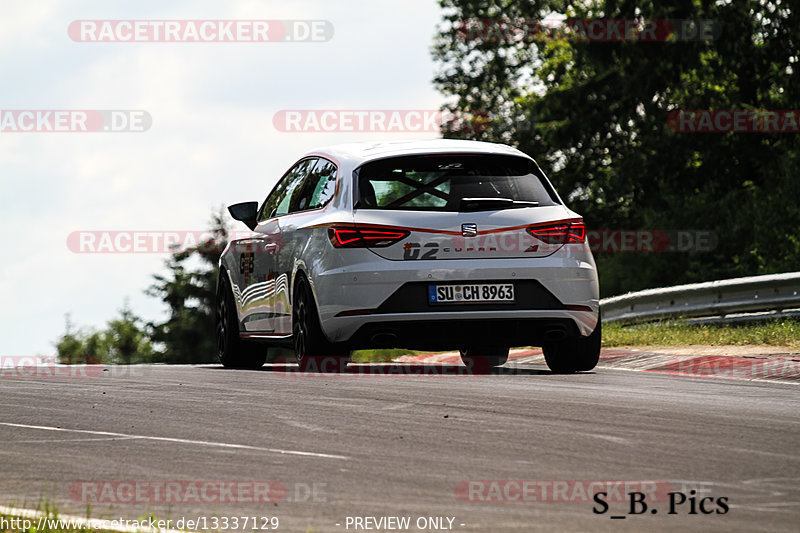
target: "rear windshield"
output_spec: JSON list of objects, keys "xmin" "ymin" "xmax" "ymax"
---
[{"xmin": 355, "ymin": 154, "xmax": 560, "ymax": 211}]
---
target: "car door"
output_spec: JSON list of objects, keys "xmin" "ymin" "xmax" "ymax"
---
[
  {"xmin": 240, "ymin": 158, "xmax": 317, "ymax": 332},
  {"xmin": 270, "ymin": 157, "xmax": 339, "ymax": 335}
]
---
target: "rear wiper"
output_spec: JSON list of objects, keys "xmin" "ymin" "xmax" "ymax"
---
[{"xmin": 459, "ymin": 198, "xmax": 539, "ymax": 211}]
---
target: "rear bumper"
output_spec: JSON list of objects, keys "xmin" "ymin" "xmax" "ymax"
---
[
  {"xmin": 310, "ymin": 247, "xmax": 599, "ymax": 347},
  {"xmin": 342, "ymin": 313, "xmax": 592, "ymax": 351}
]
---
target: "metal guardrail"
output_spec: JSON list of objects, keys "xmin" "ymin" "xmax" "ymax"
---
[{"xmin": 600, "ymin": 272, "xmax": 800, "ymax": 324}]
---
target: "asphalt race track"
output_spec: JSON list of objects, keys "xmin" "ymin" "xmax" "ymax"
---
[{"xmin": 1, "ymin": 361, "xmax": 799, "ymax": 532}]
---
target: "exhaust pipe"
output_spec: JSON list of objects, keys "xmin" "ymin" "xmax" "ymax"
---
[
  {"xmin": 544, "ymin": 327, "xmax": 568, "ymax": 341},
  {"xmin": 370, "ymin": 332, "xmax": 398, "ymax": 346}
]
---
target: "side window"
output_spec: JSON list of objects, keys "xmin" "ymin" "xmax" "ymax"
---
[
  {"xmin": 291, "ymin": 158, "xmax": 338, "ymax": 212},
  {"xmin": 307, "ymin": 159, "xmax": 338, "ymax": 209},
  {"xmin": 275, "ymin": 158, "xmax": 316, "ymax": 216},
  {"xmin": 258, "ymin": 158, "xmax": 317, "ymax": 221}
]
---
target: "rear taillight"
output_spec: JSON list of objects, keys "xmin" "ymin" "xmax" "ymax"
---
[
  {"xmin": 527, "ymin": 220, "xmax": 586, "ymax": 244},
  {"xmin": 328, "ymin": 225, "xmax": 410, "ymax": 248}
]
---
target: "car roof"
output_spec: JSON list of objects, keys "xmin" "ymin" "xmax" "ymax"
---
[{"xmin": 304, "ymin": 139, "xmax": 531, "ymax": 166}]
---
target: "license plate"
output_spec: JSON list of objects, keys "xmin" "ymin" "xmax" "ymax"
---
[{"xmin": 428, "ymin": 283, "xmax": 515, "ymax": 304}]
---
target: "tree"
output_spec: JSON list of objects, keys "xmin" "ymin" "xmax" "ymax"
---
[
  {"xmin": 106, "ymin": 300, "xmax": 154, "ymax": 364},
  {"xmin": 55, "ymin": 313, "xmax": 108, "ymax": 364},
  {"xmin": 81, "ymin": 331, "xmax": 110, "ymax": 364},
  {"xmin": 56, "ymin": 314, "xmax": 89, "ymax": 364},
  {"xmin": 55, "ymin": 305, "xmax": 154, "ymax": 365},
  {"xmin": 146, "ymin": 209, "xmax": 229, "ymax": 363},
  {"xmin": 433, "ymin": 0, "xmax": 800, "ymax": 296}
]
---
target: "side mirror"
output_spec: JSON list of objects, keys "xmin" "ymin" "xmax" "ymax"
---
[{"xmin": 228, "ymin": 201, "xmax": 259, "ymax": 230}]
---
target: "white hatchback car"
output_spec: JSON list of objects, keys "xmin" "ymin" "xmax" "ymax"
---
[{"xmin": 216, "ymin": 139, "xmax": 600, "ymax": 373}]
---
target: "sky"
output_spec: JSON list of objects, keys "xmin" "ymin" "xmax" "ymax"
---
[{"xmin": 0, "ymin": 0, "xmax": 447, "ymax": 356}]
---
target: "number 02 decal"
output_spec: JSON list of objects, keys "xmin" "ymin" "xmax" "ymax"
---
[{"xmin": 403, "ymin": 242, "xmax": 439, "ymax": 260}]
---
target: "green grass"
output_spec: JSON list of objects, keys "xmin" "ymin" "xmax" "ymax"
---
[
  {"xmin": 350, "ymin": 349, "xmax": 428, "ymax": 363},
  {"xmin": 603, "ymin": 318, "xmax": 800, "ymax": 349}
]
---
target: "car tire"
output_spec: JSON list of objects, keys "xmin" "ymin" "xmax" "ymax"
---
[
  {"xmin": 542, "ymin": 317, "xmax": 601, "ymax": 373},
  {"xmin": 293, "ymin": 276, "xmax": 350, "ymax": 373},
  {"xmin": 216, "ymin": 274, "xmax": 267, "ymax": 369},
  {"xmin": 460, "ymin": 346, "xmax": 509, "ymax": 374}
]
